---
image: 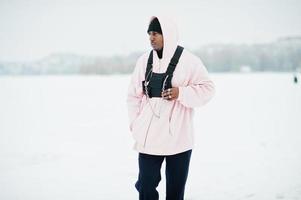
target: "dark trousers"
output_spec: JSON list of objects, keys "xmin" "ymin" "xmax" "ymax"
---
[{"xmin": 135, "ymin": 149, "xmax": 192, "ymax": 200}]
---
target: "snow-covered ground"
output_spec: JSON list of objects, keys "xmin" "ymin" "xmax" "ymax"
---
[{"xmin": 0, "ymin": 73, "xmax": 300, "ymax": 200}]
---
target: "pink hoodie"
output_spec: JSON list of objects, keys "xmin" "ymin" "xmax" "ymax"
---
[{"xmin": 127, "ymin": 15, "xmax": 215, "ymax": 155}]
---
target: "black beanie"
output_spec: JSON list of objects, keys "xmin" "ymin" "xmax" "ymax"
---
[{"xmin": 147, "ymin": 18, "xmax": 162, "ymax": 34}]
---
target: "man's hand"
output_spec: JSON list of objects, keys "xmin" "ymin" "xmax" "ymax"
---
[{"xmin": 162, "ymin": 87, "xmax": 179, "ymax": 101}]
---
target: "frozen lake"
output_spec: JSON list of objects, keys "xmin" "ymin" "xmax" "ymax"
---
[{"xmin": 0, "ymin": 73, "xmax": 300, "ymax": 200}]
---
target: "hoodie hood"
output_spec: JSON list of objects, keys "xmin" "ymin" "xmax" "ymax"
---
[{"xmin": 148, "ymin": 15, "xmax": 179, "ymax": 61}]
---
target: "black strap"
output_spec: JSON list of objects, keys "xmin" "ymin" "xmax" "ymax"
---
[
  {"xmin": 145, "ymin": 45, "xmax": 184, "ymax": 80},
  {"xmin": 166, "ymin": 46, "xmax": 184, "ymax": 75}
]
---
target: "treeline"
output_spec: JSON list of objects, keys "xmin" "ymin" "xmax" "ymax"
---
[
  {"xmin": 0, "ymin": 37, "xmax": 300, "ymax": 75},
  {"xmin": 196, "ymin": 37, "xmax": 301, "ymax": 72}
]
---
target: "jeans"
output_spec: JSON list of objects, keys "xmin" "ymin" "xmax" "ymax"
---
[{"xmin": 135, "ymin": 149, "xmax": 192, "ymax": 200}]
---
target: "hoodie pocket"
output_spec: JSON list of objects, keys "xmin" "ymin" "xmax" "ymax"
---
[{"xmin": 132, "ymin": 103, "xmax": 152, "ymax": 145}]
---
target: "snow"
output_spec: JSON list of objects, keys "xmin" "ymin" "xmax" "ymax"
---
[{"xmin": 0, "ymin": 73, "xmax": 300, "ymax": 200}]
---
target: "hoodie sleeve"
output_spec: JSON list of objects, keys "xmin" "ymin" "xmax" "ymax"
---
[
  {"xmin": 177, "ymin": 55, "xmax": 215, "ymax": 108},
  {"xmin": 126, "ymin": 55, "xmax": 145, "ymax": 131}
]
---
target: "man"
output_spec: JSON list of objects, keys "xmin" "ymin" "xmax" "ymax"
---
[{"xmin": 127, "ymin": 15, "xmax": 215, "ymax": 200}]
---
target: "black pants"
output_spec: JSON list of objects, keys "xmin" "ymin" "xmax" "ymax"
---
[{"xmin": 135, "ymin": 149, "xmax": 192, "ymax": 200}]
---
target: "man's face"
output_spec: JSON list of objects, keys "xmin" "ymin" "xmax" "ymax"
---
[{"xmin": 149, "ymin": 31, "xmax": 164, "ymax": 50}]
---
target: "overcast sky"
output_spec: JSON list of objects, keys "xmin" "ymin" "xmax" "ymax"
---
[{"xmin": 0, "ymin": 0, "xmax": 301, "ymax": 62}]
